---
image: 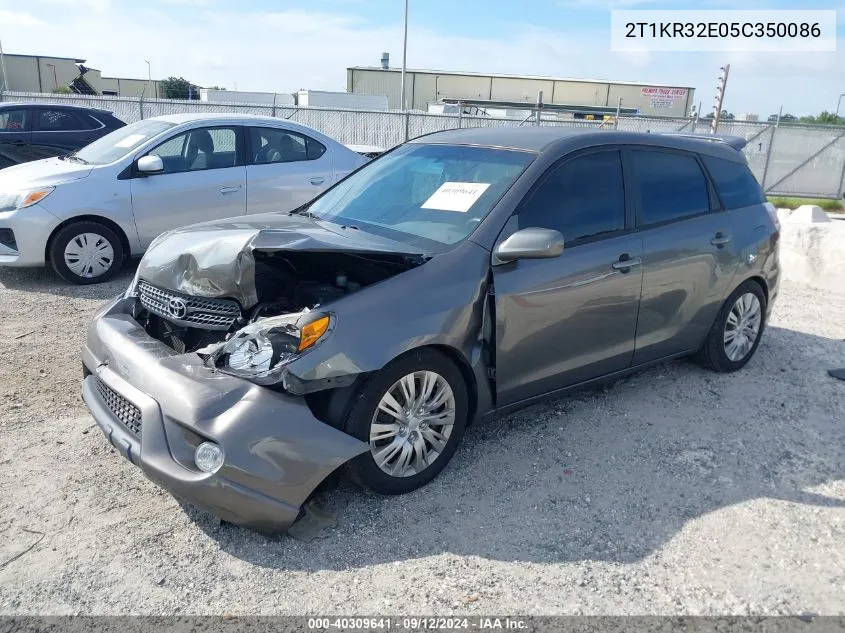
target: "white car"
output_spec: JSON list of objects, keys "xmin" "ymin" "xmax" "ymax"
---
[{"xmin": 0, "ymin": 113, "xmax": 368, "ymax": 284}]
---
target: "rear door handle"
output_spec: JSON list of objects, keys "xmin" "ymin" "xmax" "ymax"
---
[
  {"xmin": 219, "ymin": 186, "xmax": 241, "ymax": 194},
  {"xmin": 612, "ymin": 255, "xmax": 642, "ymax": 271},
  {"xmin": 11, "ymin": 140, "xmax": 26, "ymax": 146},
  {"xmin": 711, "ymin": 232, "xmax": 732, "ymax": 247},
  {"xmin": 310, "ymin": 177, "xmax": 325, "ymax": 186}
]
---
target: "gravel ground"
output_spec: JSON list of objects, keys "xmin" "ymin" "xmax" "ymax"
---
[{"xmin": 1, "ymin": 259, "xmax": 844, "ymax": 616}]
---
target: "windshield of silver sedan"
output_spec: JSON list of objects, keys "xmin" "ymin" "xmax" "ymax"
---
[
  {"xmin": 73, "ymin": 119, "xmax": 176, "ymax": 165},
  {"xmin": 304, "ymin": 143, "xmax": 534, "ymax": 249}
]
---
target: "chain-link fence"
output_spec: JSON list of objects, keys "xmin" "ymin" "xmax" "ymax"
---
[{"xmin": 3, "ymin": 90, "xmax": 844, "ymax": 199}]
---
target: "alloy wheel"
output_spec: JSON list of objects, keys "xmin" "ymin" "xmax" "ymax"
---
[{"xmin": 723, "ymin": 292, "xmax": 762, "ymax": 362}]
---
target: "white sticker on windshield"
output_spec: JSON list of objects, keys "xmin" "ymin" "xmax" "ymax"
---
[
  {"xmin": 421, "ymin": 182, "xmax": 490, "ymax": 213},
  {"xmin": 115, "ymin": 134, "xmax": 147, "ymax": 148}
]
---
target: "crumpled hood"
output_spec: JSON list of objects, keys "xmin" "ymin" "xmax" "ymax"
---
[
  {"xmin": 136, "ymin": 212, "xmax": 426, "ymax": 309},
  {"xmin": 0, "ymin": 157, "xmax": 93, "ymax": 187}
]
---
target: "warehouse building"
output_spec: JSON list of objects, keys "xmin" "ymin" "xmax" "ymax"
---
[
  {"xmin": 347, "ymin": 64, "xmax": 695, "ymax": 118},
  {"xmin": 0, "ymin": 53, "xmax": 161, "ymax": 97}
]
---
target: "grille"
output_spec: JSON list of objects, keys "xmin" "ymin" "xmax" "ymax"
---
[
  {"xmin": 138, "ymin": 281, "xmax": 240, "ymax": 330},
  {"xmin": 95, "ymin": 378, "xmax": 142, "ymax": 436}
]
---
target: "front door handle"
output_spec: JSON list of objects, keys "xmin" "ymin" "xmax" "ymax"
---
[
  {"xmin": 612, "ymin": 255, "xmax": 642, "ymax": 271},
  {"xmin": 11, "ymin": 140, "xmax": 26, "ymax": 146},
  {"xmin": 219, "ymin": 186, "xmax": 241, "ymax": 194},
  {"xmin": 310, "ymin": 177, "xmax": 325, "ymax": 186},
  {"xmin": 711, "ymin": 232, "xmax": 732, "ymax": 247}
]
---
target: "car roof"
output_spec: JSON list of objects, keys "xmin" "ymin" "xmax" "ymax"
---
[
  {"xmin": 147, "ymin": 112, "xmax": 337, "ymax": 144},
  {"xmin": 151, "ymin": 112, "xmax": 282, "ymax": 124},
  {"xmin": 411, "ymin": 126, "xmax": 747, "ymax": 162},
  {"xmin": 0, "ymin": 102, "xmax": 113, "ymax": 114}
]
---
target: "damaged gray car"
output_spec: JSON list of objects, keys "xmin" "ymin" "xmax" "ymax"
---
[{"xmin": 82, "ymin": 127, "xmax": 780, "ymax": 535}]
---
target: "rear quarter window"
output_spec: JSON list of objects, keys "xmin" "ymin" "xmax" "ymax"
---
[{"xmin": 702, "ymin": 155, "xmax": 765, "ymax": 210}]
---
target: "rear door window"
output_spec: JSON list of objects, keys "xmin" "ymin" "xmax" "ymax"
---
[
  {"xmin": 702, "ymin": 155, "xmax": 765, "ymax": 209},
  {"xmin": 35, "ymin": 109, "xmax": 93, "ymax": 132},
  {"xmin": 630, "ymin": 150, "xmax": 710, "ymax": 227},
  {"xmin": 248, "ymin": 127, "xmax": 326, "ymax": 164}
]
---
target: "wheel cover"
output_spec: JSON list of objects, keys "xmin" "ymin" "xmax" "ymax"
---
[
  {"xmin": 63, "ymin": 232, "xmax": 114, "ymax": 278},
  {"xmin": 369, "ymin": 370, "xmax": 456, "ymax": 478},
  {"xmin": 723, "ymin": 292, "xmax": 762, "ymax": 362}
]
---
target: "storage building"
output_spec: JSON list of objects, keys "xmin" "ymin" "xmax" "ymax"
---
[{"xmin": 347, "ymin": 66, "xmax": 695, "ymax": 117}]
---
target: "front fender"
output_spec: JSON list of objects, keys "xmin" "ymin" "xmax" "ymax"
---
[{"xmin": 282, "ymin": 240, "xmax": 493, "ymax": 407}]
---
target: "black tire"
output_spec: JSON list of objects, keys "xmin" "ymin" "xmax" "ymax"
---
[
  {"xmin": 49, "ymin": 221, "xmax": 124, "ymax": 285},
  {"xmin": 697, "ymin": 280, "xmax": 767, "ymax": 373},
  {"xmin": 345, "ymin": 348, "xmax": 469, "ymax": 495}
]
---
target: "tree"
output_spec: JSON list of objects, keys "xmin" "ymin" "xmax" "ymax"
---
[
  {"xmin": 789, "ymin": 111, "xmax": 843, "ymax": 125},
  {"xmin": 702, "ymin": 110, "xmax": 733, "ymax": 120},
  {"xmin": 205, "ymin": 85, "xmax": 227, "ymax": 91},
  {"xmin": 815, "ymin": 111, "xmax": 844, "ymax": 125},
  {"xmin": 51, "ymin": 87, "xmax": 72, "ymax": 94},
  {"xmin": 159, "ymin": 76, "xmax": 200, "ymax": 100}
]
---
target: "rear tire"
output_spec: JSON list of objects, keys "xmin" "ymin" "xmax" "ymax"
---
[
  {"xmin": 697, "ymin": 280, "xmax": 767, "ymax": 373},
  {"xmin": 344, "ymin": 348, "xmax": 468, "ymax": 495},
  {"xmin": 49, "ymin": 221, "xmax": 124, "ymax": 285}
]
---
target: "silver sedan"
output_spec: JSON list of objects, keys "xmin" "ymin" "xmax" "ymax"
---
[{"xmin": 0, "ymin": 113, "xmax": 367, "ymax": 283}]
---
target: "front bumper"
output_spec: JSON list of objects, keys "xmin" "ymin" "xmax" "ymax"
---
[
  {"xmin": 81, "ymin": 297, "xmax": 368, "ymax": 536},
  {"xmin": 0, "ymin": 204, "xmax": 58, "ymax": 267}
]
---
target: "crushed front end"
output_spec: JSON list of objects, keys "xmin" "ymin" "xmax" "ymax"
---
[{"xmin": 81, "ymin": 220, "xmax": 426, "ymax": 535}]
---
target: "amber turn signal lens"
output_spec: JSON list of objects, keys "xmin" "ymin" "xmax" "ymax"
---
[
  {"xmin": 298, "ymin": 316, "xmax": 330, "ymax": 352},
  {"xmin": 21, "ymin": 190, "xmax": 53, "ymax": 208}
]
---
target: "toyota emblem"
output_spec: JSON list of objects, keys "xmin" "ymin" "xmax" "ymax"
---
[{"xmin": 167, "ymin": 297, "xmax": 188, "ymax": 319}]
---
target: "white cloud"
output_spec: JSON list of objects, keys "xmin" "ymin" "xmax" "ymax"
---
[
  {"xmin": 0, "ymin": 9, "xmax": 46, "ymax": 27},
  {"xmin": 0, "ymin": 3, "xmax": 841, "ymax": 116},
  {"xmin": 154, "ymin": 0, "xmax": 215, "ymax": 6},
  {"xmin": 35, "ymin": 0, "xmax": 110, "ymax": 10}
]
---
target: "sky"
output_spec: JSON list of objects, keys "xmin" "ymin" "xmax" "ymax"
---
[{"xmin": 0, "ymin": 0, "xmax": 843, "ymax": 117}]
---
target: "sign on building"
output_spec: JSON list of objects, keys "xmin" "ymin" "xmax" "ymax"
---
[{"xmin": 640, "ymin": 87, "xmax": 688, "ymax": 109}]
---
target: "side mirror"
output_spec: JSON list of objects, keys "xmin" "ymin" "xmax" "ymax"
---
[
  {"xmin": 493, "ymin": 228, "xmax": 564, "ymax": 263},
  {"xmin": 137, "ymin": 155, "xmax": 163, "ymax": 174}
]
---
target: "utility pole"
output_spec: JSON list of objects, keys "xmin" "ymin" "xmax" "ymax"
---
[
  {"xmin": 145, "ymin": 60, "xmax": 153, "ymax": 99},
  {"xmin": 535, "ymin": 90, "xmax": 543, "ymax": 126},
  {"xmin": 400, "ymin": 0, "xmax": 409, "ymax": 111},
  {"xmin": 711, "ymin": 63, "xmax": 730, "ymax": 134},
  {"xmin": 0, "ymin": 39, "xmax": 8, "ymax": 92}
]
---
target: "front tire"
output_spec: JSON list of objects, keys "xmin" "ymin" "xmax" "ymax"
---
[
  {"xmin": 697, "ymin": 280, "xmax": 767, "ymax": 373},
  {"xmin": 49, "ymin": 221, "xmax": 124, "ymax": 285},
  {"xmin": 345, "ymin": 349, "xmax": 469, "ymax": 495}
]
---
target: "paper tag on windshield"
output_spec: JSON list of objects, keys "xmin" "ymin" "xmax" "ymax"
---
[
  {"xmin": 115, "ymin": 134, "xmax": 147, "ymax": 148},
  {"xmin": 421, "ymin": 182, "xmax": 490, "ymax": 212}
]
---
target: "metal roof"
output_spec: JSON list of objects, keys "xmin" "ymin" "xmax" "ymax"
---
[
  {"xmin": 1, "ymin": 52, "xmax": 86, "ymax": 63},
  {"xmin": 348, "ymin": 66, "xmax": 694, "ymax": 90}
]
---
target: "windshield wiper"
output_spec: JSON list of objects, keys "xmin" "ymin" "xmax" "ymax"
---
[
  {"xmin": 64, "ymin": 154, "xmax": 89, "ymax": 164},
  {"xmin": 289, "ymin": 203, "xmax": 314, "ymax": 218}
]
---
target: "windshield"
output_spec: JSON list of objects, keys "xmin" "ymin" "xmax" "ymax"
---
[
  {"xmin": 74, "ymin": 119, "xmax": 176, "ymax": 165},
  {"xmin": 306, "ymin": 143, "xmax": 534, "ymax": 250}
]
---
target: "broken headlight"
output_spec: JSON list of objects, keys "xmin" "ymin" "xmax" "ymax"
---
[{"xmin": 198, "ymin": 311, "xmax": 332, "ymax": 385}]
